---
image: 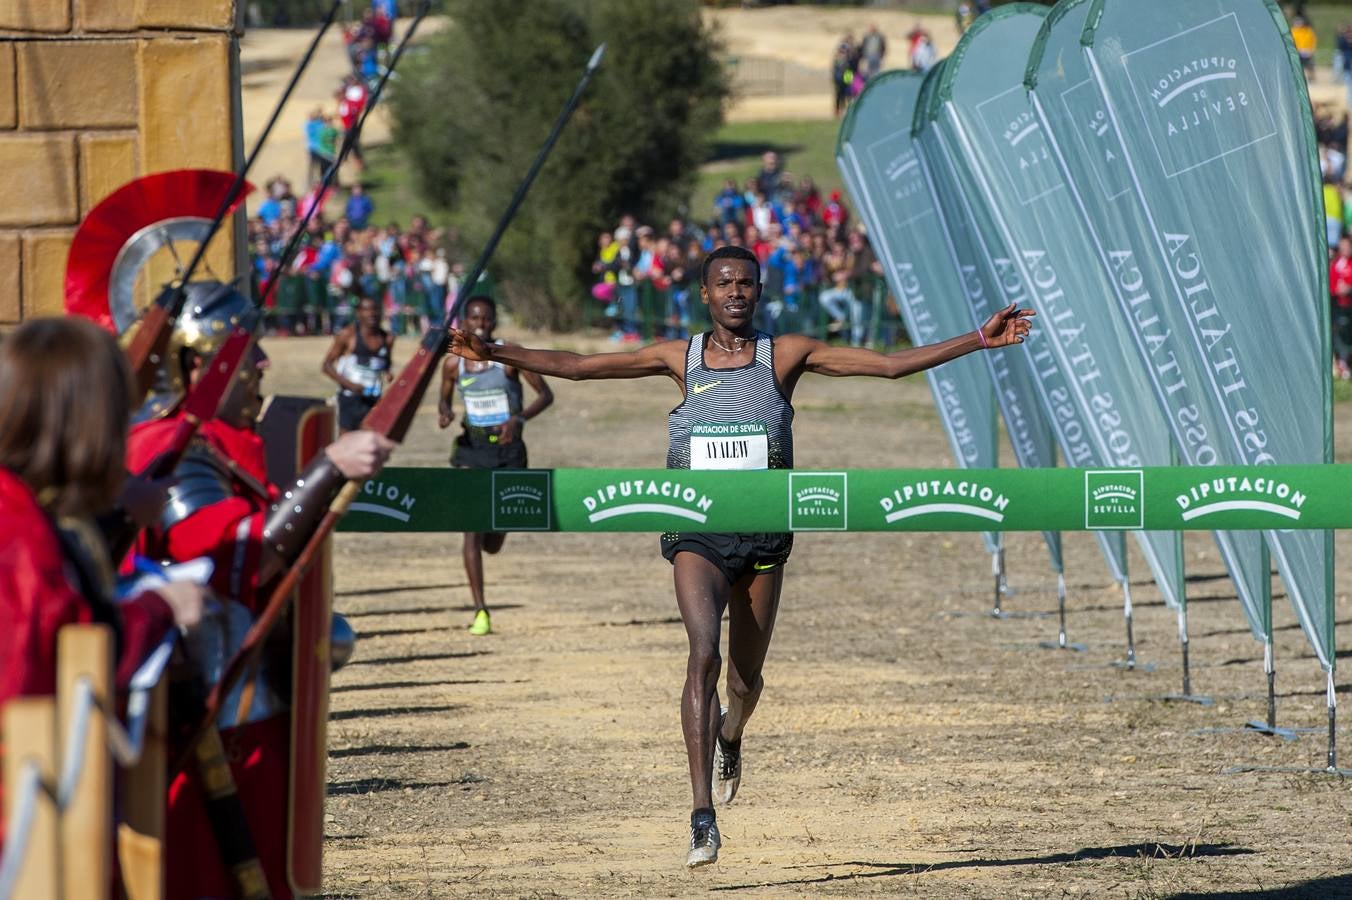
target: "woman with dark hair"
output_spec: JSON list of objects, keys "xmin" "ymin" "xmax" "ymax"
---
[{"xmin": 0, "ymin": 318, "xmax": 206, "ymax": 840}]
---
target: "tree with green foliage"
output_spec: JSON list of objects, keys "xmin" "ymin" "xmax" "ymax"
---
[{"xmin": 389, "ymin": 0, "xmax": 727, "ymax": 329}]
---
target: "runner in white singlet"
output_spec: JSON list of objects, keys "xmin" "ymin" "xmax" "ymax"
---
[{"xmin": 438, "ymin": 295, "xmax": 553, "ymax": 635}]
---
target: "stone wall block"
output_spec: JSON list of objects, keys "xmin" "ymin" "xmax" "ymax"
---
[
  {"xmin": 18, "ymin": 40, "xmax": 137, "ymax": 129},
  {"xmin": 75, "ymin": 0, "xmax": 137, "ymax": 32},
  {"xmin": 22, "ymin": 229, "xmax": 74, "ymax": 318},
  {"xmin": 0, "ymin": 134, "xmax": 77, "ymax": 226},
  {"xmin": 0, "ymin": 43, "xmax": 15, "ymax": 129},
  {"xmin": 0, "ymin": 1, "xmax": 71, "ymax": 34},
  {"xmin": 136, "ymin": 0, "xmax": 235, "ymax": 31},
  {"xmin": 0, "ymin": 232, "xmax": 19, "ymax": 322},
  {"xmin": 78, "ymin": 132, "xmax": 136, "ymax": 215},
  {"xmin": 137, "ymin": 35, "xmax": 232, "ymax": 172}
]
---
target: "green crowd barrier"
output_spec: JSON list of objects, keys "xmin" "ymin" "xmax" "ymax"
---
[{"xmin": 337, "ymin": 464, "xmax": 1348, "ymax": 534}]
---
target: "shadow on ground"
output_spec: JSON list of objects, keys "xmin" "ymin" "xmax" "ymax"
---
[
  {"xmin": 329, "ymin": 742, "xmax": 469, "ymax": 759},
  {"xmin": 328, "ymin": 703, "xmax": 461, "ymax": 722},
  {"xmin": 346, "ymin": 650, "xmax": 489, "ymax": 667},
  {"xmin": 1169, "ymin": 874, "xmax": 1352, "ymax": 899},
  {"xmin": 710, "ymin": 843, "xmax": 1254, "ymax": 891}
]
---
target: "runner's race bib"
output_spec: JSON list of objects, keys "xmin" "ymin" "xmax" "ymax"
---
[
  {"xmin": 337, "ymin": 354, "xmax": 383, "ymax": 393},
  {"xmin": 464, "ymin": 391, "xmax": 511, "ymax": 426},
  {"xmin": 691, "ymin": 422, "xmax": 768, "ymax": 470}
]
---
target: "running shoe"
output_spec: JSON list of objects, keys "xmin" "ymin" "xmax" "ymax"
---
[
  {"xmin": 712, "ymin": 709, "xmax": 742, "ymax": 805},
  {"xmin": 469, "ymin": 609, "xmax": 492, "ymax": 636},
  {"xmin": 686, "ymin": 810, "xmax": 721, "ymax": 868}
]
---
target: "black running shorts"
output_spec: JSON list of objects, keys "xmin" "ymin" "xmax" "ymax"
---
[
  {"xmin": 337, "ymin": 393, "xmax": 377, "ymax": 432},
  {"xmin": 450, "ymin": 429, "xmax": 528, "ymax": 470},
  {"xmin": 660, "ymin": 531, "xmax": 793, "ymax": 585}
]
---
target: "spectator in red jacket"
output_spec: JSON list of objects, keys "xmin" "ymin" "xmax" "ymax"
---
[{"xmin": 0, "ymin": 317, "xmax": 206, "ymax": 848}]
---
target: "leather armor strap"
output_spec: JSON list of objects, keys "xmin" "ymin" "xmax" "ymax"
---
[{"xmin": 260, "ymin": 453, "xmax": 346, "ymax": 563}]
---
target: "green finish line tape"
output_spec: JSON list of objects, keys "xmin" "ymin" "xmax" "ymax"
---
[{"xmin": 337, "ymin": 465, "xmax": 1346, "ymax": 533}]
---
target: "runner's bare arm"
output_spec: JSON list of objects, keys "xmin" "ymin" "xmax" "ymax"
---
[
  {"xmin": 320, "ymin": 326, "xmax": 364, "ymax": 392},
  {"xmin": 438, "ymin": 354, "xmax": 459, "ymax": 429},
  {"xmin": 498, "ymin": 367, "xmax": 553, "ymax": 446},
  {"xmin": 449, "ymin": 328, "xmax": 684, "ymax": 383},
  {"xmin": 517, "ymin": 369, "xmax": 554, "ymax": 421},
  {"xmin": 790, "ymin": 303, "xmax": 1033, "ymax": 378}
]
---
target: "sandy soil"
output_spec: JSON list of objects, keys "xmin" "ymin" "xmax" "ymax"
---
[{"xmin": 252, "ymin": 330, "xmax": 1352, "ymax": 898}]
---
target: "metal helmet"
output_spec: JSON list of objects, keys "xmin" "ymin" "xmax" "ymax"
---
[
  {"xmin": 61, "ymin": 169, "xmax": 259, "ymax": 422},
  {"xmin": 133, "ymin": 279, "xmax": 256, "ymax": 423}
]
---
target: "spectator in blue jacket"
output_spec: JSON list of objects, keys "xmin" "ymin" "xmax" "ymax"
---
[{"xmin": 345, "ymin": 183, "xmax": 375, "ymax": 230}]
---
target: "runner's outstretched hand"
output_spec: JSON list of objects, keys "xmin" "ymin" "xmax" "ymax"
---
[
  {"xmin": 979, "ymin": 303, "xmax": 1035, "ymax": 348},
  {"xmin": 448, "ymin": 327, "xmax": 491, "ymax": 362}
]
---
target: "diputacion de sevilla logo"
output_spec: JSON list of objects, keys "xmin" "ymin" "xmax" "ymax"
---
[
  {"xmin": 876, "ymin": 477, "xmax": 1010, "ymax": 524},
  {"xmin": 789, "ymin": 472, "xmax": 847, "ymax": 531},
  {"xmin": 1174, "ymin": 474, "xmax": 1306, "ymax": 523},
  {"xmin": 1085, "ymin": 469, "xmax": 1143, "ymax": 530},
  {"xmin": 492, "ymin": 470, "xmax": 552, "ymax": 531},
  {"xmin": 581, "ymin": 477, "xmax": 714, "ymax": 524},
  {"xmin": 1122, "ymin": 12, "xmax": 1278, "ymax": 177},
  {"xmin": 350, "ymin": 479, "xmax": 419, "ymax": 522}
]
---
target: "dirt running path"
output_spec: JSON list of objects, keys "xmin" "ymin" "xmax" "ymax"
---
[{"xmin": 256, "ymin": 332, "xmax": 1352, "ymax": 898}]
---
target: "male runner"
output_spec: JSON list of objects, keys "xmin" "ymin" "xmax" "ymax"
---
[
  {"xmin": 439, "ymin": 295, "xmax": 554, "ymax": 635},
  {"xmin": 449, "ymin": 246, "xmax": 1031, "ymax": 866},
  {"xmin": 322, "ymin": 295, "xmax": 395, "ymax": 433}
]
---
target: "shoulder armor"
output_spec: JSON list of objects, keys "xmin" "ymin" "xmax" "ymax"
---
[{"xmin": 160, "ymin": 445, "xmax": 233, "ymax": 530}]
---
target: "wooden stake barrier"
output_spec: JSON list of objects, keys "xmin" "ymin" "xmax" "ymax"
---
[
  {"xmin": 57, "ymin": 626, "xmax": 113, "ymax": 900},
  {"xmin": 117, "ymin": 678, "xmax": 166, "ymax": 900},
  {"xmin": 2, "ymin": 698, "xmax": 58, "ymax": 900}
]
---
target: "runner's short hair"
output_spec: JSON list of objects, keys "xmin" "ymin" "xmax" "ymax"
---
[
  {"xmin": 464, "ymin": 294, "xmax": 496, "ymax": 315},
  {"xmin": 701, "ymin": 245, "xmax": 760, "ymax": 287}
]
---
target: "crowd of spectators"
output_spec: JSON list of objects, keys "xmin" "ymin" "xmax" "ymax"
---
[
  {"xmin": 343, "ymin": 0, "xmax": 398, "ymax": 84},
  {"xmin": 1318, "ymin": 95, "xmax": 1352, "ymax": 380},
  {"xmin": 830, "ymin": 23, "xmax": 937, "ymax": 118},
  {"xmin": 247, "ymin": 148, "xmax": 895, "ymax": 348},
  {"xmin": 830, "ymin": 25, "xmax": 889, "ymax": 117},
  {"xmin": 954, "ymin": 0, "xmax": 992, "ymax": 35},
  {"xmin": 248, "ymin": 177, "xmax": 475, "ymax": 337},
  {"xmin": 591, "ymin": 151, "xmax": 891, "ymax": 347}
]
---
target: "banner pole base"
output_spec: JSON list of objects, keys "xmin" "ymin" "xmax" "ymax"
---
[
  {"xmin": 1327, "ymin": 669, "xmax": 1337, "ymax": 773},
  {"xmin": 990, "ymin": 549, "xmax": 1005, "ymax": 618},
  {"xmin": 1267, "ymin": 667, "xmax": 1277, "ymax": 731},
  {"xmin": 1039, "ymin": 572, "xmax": 1086, "ymax": 651},
  {"xmin": 1245, "ymin": 657, "xmax": 1296, "ymax": 739},
  {"xmin": 1111, "ymin": 583, "xmax": 1145, "ymax": 670},
  {"xmin": 1156, "ymin": 637, "xmax": 1211, "ymax": 703},
  {"xmin": 1194, "ymin": 724, "xmax": 1309, "ymax": 741},
  {"xmin": 1242, "ymin": 720, "xmax": 1303, "ymax": 741},
  {"xmin": 1223, "ymin": 764, "xmax": 1352, "ymax": 776}
]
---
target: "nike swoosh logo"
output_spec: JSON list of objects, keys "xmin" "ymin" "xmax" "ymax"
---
[
  {"xmin": 753, "ymin": 562, "xmax": 779, "ymax": 571},
  {"xmin": 461, "ymin": 377, "xmax": 477, "ymax": 386},
  {"xmin": 691, "ymin": 381, "xmax": 722, "ymax": 394}
]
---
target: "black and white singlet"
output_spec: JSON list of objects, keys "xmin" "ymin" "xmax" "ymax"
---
[
  {"xmin": 336, "ymin": 331, "xmax": 391, "ymax": 398},
  {"xmin": 666, "ymin": 332, "xmax": 794, "ymax": 471}
]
